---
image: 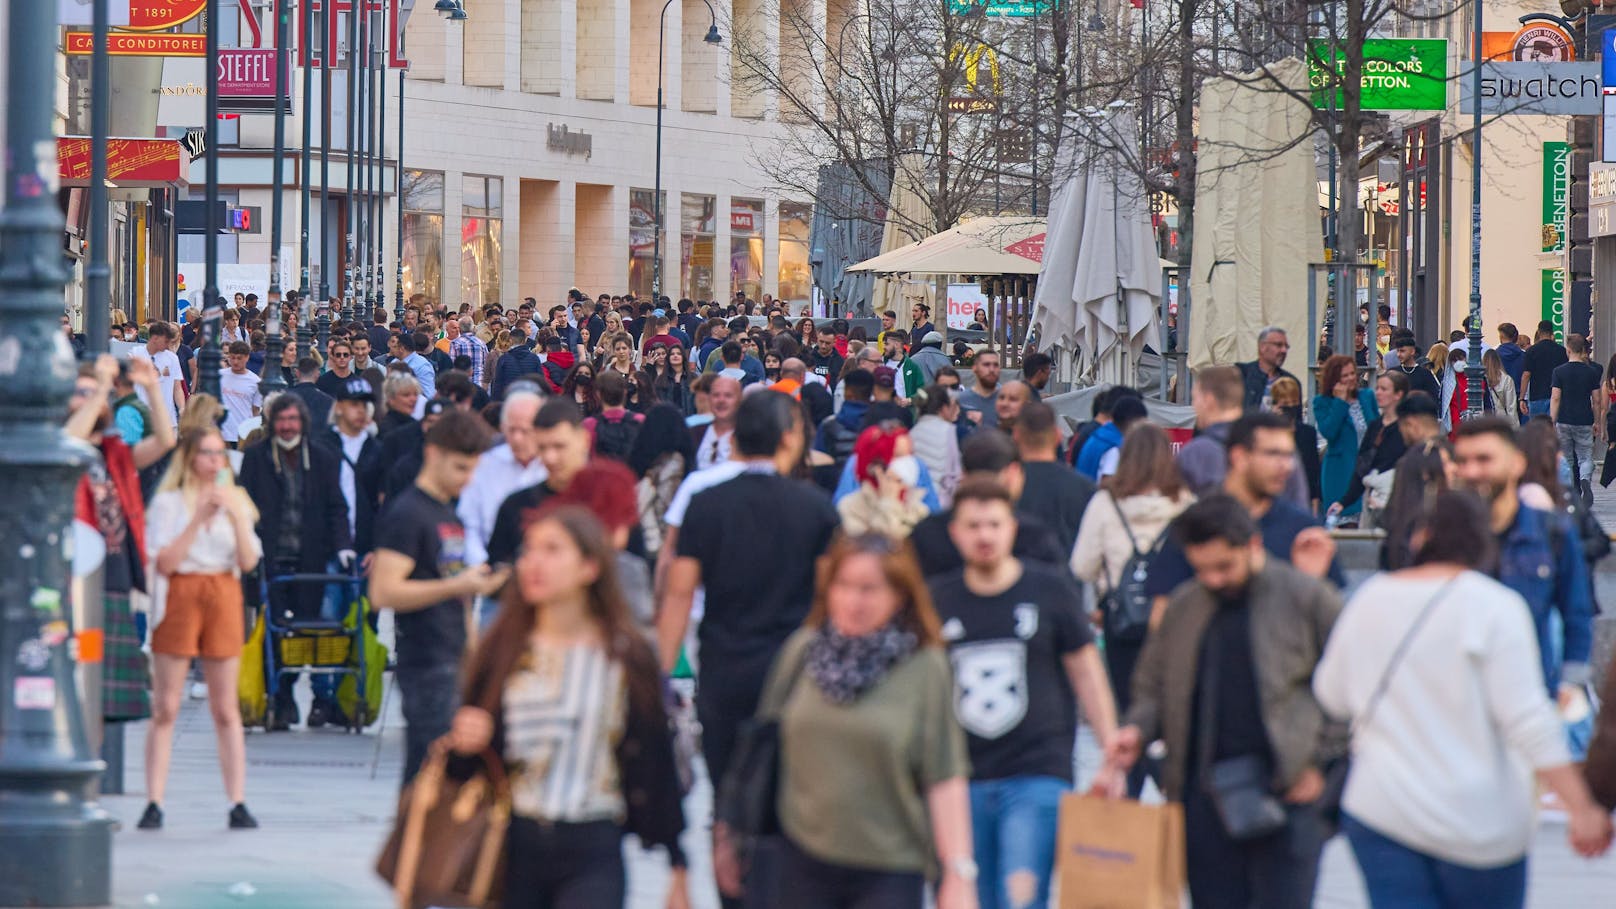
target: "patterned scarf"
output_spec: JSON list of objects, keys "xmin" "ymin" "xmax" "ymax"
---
[{"xmin": 806, "ymin": 622, "xmax": 919, "ymax": 706}]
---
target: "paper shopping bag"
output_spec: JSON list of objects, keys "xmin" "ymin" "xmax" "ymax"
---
[{"xmin": 1056, "ymin": 795, "xmax": 1184, "ymax": 909}]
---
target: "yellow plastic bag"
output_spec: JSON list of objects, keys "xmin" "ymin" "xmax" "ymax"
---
[
  {"xmin": 337, "ymin": 597, "xmax": 388, "ymax": 728},
  {"xmin": 238, "ymin": 608, "xmax": 267, "ymax": 727}
]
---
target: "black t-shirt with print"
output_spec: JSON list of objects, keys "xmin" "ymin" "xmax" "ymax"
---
[
  {"xmin": 375, "ymin": 486, "xmax": 470, "ymax": 669},
  {"xmin": 928, "ymin": 562, "xmax": 1095, "ymax": 782}
]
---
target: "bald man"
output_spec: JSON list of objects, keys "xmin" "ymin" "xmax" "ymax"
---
[
  {"xmin": 770, "ymin": 357, "xmax": 809, "ymax": 398},
  {"xmin": 995, "ymin": 380, "xmax": 1032, "ymax": 433},
  {"xmin": 694, "ymin": 375, "xmax": 743, "ymax": 469},
  {"xmin": 457, "ymin": 390, "xmax": 546, "ymax": 564}
]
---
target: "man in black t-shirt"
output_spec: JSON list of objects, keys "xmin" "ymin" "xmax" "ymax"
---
[
  {"xmin": 1551, "ymin": 333, "xmax": 1605, "ymax": 501},
  {"xmin": 1012, "ymin": 401, "xmax": 1094, "ymax": 554},
  {"xmin": 1520, "ymin": 319, "xmax": 1569, "ymax": 418},
  {"xmin": 910, "ymin": 429, "xmax": 1066, "ymax": 576},
  {"xmin": 484, "ymin": 398, "xmax": 591, "ymax": 567},
  {"xmin": 1389, "ymin": 333, "xmax": 1440, "ymax": 400},
  {"xmin": 929, "ymin": 476, "xmax": 1120, "ymax": 908},
  {"xmin": 659, "ymin": 391, "xmax": 839, "ymax": 909},
  {"xmin": 368, "ymin": 411, "xmax": 508, "ymax": 785}
]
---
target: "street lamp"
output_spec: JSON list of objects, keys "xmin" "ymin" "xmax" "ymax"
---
[
  {"xmin": 343, "ymin": 0, "xmax": 360, "ymax": 322},
  {"xmin": 262, "ymin": 0, "xmax": 295, "ymax": 395},
  {"xmin": 1465, "ymin": 0, "xmax": 1484, "ymax": 416},
  {"xmin": 653, "ymin": 0, "xmax": 722, "ymax": 305},
  {"xmin": 84, "ymin": 0, "xmax": 111, "ymax": 356},
  {"xmin": 0, "ymin": 3, "xmax": 114, "ymax": 905},
  {"xmin": 197, "ymin": 0, "xmax": 225, "ymax": 398},
  {"xmin": 299, "ymin": 0, "xmax": 314, "ymax": 303}
]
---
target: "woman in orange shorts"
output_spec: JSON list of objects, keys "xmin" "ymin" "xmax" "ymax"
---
[{"xmin": 142, "ymin": 426, "xmax": 263, "ymax": 830}]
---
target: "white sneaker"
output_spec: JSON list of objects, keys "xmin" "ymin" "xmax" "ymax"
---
[{"xmin": 189, "ymin": 681, "xmax": 207, "ymax": 700}]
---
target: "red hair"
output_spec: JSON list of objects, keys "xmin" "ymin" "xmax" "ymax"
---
[
  {"xmin": 854, "ymin": 425, "xmax": 906, "ymax": 486},
  {"xmin": 527, "ymin": 460, "xmax": 639, "ymax": 533}
]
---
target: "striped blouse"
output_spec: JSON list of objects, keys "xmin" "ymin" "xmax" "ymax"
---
[{"xmin": 502, "ymin": 642, "xmax": 628, "ymax": 824}]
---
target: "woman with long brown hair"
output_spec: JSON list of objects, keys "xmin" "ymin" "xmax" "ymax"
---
[
  {"xmin": 1069, "ymin": 423, "xmax": 1193, "ymax": 796},
  {"xmin": 449, "ymin": 506, "xmax": 688, "ymax": 908},
  {"xmin": 719, "ymin": 535, "xmax": 974, "ymax": 909},
  {"xmin": 1314, "ymin": 354, "xmax": 1379, "ymax": 518}
]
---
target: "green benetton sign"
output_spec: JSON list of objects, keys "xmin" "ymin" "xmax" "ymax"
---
[
  {"xmin": 947, "ymin": 0, "xmax": 1056, "ymax": 15},
  {"xmin": 1543, "ymin": 141, "xmax": 1570, "ymax": 254},
  {"xmin": 1308, "ymin": 38, "xmax": 1448, "ymax": 111},
  {"xmin": 1543, "ymin": 269, "xmax": 1567, "ymax": 343}
]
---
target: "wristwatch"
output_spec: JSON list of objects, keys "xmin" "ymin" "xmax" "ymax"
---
[{"xmin": 947, "ymin": 856, "xmax": 979, "ymax": 882}]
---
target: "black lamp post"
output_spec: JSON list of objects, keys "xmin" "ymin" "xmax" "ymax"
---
[
  {"xmin": 343, "ymin": 0, "xmax": 359, "ymax": 322},
  {"xmin": 1465, "ymin": 0, "xmax": 1484, "ymax": 417},
  {"xmin": 396, "ymin": 39, "xmax": 408, "ymax": 327},
  {"xmin": 0, "ymin": 2, "xmax": 114, "ymax": 901},
  {"xmin": 197, "ymin": 0, "xmax": 225, "ymax": 398},
  {"xmin": 299, "ymin": 0, "xmax": 314, "ymax": 302},
  {"xmin": 653, "ymin": 0, "xmax": 722, "ymax": 303},
  {"xmin": 320, "ymin": 0, "xmax": 332, "ymax": 305},
  {"xmin": 84, "ymin": 0, "xmax": 111, "ymax": 356},
  {"xmin": 372, "ymin": 3, "xmax": 385, "ymax": 324},
  {"xmin": 263, "ymin": 0, "xmax": 294, "ymax": 395}
]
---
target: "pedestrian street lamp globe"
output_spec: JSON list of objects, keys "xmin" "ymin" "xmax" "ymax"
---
[
  {"xmin": 435, "ymin": 0, "xmax": 468, "ymax": 21},
  {"xmin": 705, "ymin": 24, "xmax": 722, "ymax": 44}
]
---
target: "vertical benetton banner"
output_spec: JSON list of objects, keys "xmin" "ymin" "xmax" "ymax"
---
[
  {"xmin": 1542, "ymin": 269, "xmax": 1567, "ymax": 343},
  {"xmin": 1544, "ymin": 141, "xmax": 1571, "ymax": 253}
]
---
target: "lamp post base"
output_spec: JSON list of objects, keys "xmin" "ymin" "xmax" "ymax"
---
[{"xmin": 0, "ymin": 761, "xmax": 113, "ymax": 907}]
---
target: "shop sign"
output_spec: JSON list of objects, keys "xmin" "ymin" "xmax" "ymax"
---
[
  {"xmin": 1589, "ymin": 162, "xmax": 1616, "ymax": 238},
  {"xmin": 1308, "ymin": 38, "xmax": 1447, "ymax": 111},
  {"xmin": 1004, "ymin": 232, "xmax": 1045, "ymax": 263},
  {"xmin": 1543, "ymin": 141, "xmax": 1570, "ymax": 253},
  {"xmin": 545, "ymin": 123, "xmax": 592, "ymax": 160},
  {"xmin": 945, "ymin": 0, "xmax": 1054, "ymax": 15},
  {"xmin": 65, "ymin": 31, "xmax": 207, "ymax": 56},
  {"xmin": 58, "ymin": 137, "xmax": 182, "ymax": 187},
  {"xmin": 1508, "ymin": 16, "xmax": 1577, "ymax": 61},
  {"xmin": 731, "ymin": 210, "xmax": 755, "ymax": 233},
  {"xmin": 126, "ymin": 0, "xmax": 209, "ymax": 31},
  {"xmin": 218, "ymin": 49, "xmax": 282, "ymax": 100},
  {"xmin": 1458, "ymin": 62, "xmax": 1601, "ymax": 116},
  {"xmin": 946, "ymin": 283, "xmax": 986, "ymax": 330},
  {"xmin": 158, "ymin": 59, "xmax": 206, "ymax": 129},
  {"xmin": 1542, "ymin": 269, "xmax": 1567, "ymax": 343}
]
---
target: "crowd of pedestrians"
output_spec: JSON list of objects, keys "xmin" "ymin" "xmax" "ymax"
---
[{"xmin": 65, "ymin": 292, "xmax": 1616, "ymax": 909}]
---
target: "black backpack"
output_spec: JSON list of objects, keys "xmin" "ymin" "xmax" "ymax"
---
[
  {"xmin": 593, "ymin": 411, "xmax": 642, "ymax": 462},
  {"xmin": 1098, "ymin": 496, "xmax": 1165, "ymax": 643}
]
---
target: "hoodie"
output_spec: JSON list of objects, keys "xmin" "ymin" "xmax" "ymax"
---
[
  {"xmin": 1496, "ymin": 341, "xmax": 1526, "ymax": 391},
  {"xmin": 910, "ymin": 344, "xmax": 953, "ymax": 384},
  {"xmin": 491, "ymin": 345, "xmax": 545, "ymax": 400},
  {"xmin": 1069, "ymin": 489, "xmax": 1196, "ymax": 589},
  {"xmin": 542, "ymin": 349, "xmax": 577, "ymax": 394}
]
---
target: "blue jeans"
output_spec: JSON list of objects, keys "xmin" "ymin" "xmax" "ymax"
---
[
  {"xmin": 1528, "ymin": 398, "xmax": 1551, "ymax": 418},
  {"xmin": 1344, "ymin": 814, "xmax": 1526, "ymax": 909},
  {"xmin": 969, "ymin": 775, "xmax": 1067, "ymax": 909}
]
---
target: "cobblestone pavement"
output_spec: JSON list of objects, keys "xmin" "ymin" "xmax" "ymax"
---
[{"xmin": 105, "ymin": 690, "xmax": 1614, "ymax": 908}]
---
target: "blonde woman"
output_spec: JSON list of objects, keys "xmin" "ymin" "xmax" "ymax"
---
[
  {"xmin": 1484, "ymin": 349, "xmax": 1518, "ymax": 423},
  {"xmin": 1426, "ymin": 342, "xmax": 1449, "ymax": 385},
  {"xmin": 140, "ymin": 426, "xmax": 262, "ymax": 831}
]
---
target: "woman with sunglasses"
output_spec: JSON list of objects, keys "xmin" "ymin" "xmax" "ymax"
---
[{"xmin": 719, "ymin": 535, "xmax": 974, "ymax": 909}]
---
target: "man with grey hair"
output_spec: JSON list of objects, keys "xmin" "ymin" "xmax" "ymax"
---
[
  {"xmin": 456, "ymin": 390, "xmax": 547, "ymax": 565},
  {"xmin": 449, "ymin": 315, "xmax": 490, "ymax": 387},
  {"xmin": 1237, "ymin": 326, "xmax": 1297, "ymax": 412}
]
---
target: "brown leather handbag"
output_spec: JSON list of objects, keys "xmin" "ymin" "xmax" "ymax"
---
[{"xmin": 376, "ymin": 741, "xmax": 511, "ymax": 909}]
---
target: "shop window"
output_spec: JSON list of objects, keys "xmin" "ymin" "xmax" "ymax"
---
[
  {"xmin": 681, "ymin": 193, "xmax": 716, "ymax": 302},
  {"xmin": 402, "ymin": 169, "xmax": 444, "ymax": 305},
  {"xmin": 730, "ymin": 197, "xmax": 764, "ymax": 302},
  {"xmin": 461, "ymin": 175, "xmax": 502, "ymax": 309},
  {"xmin": 779, "ymin": 201, "xmax": 812, "ymax": 303},
  {"xmin": 629, "ymin": 187, "xmax": 664, "ymax": 300}
]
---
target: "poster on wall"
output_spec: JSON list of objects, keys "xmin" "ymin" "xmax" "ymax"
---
[
  {"xmin": 947, "ymin": 283, "xmax": 987, "ymax": 330},
  {"xmin": 176, "ymin": 256, "xmax": 294, "ymax": 316}
]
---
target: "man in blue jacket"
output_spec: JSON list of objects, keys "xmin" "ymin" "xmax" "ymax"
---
[{"xmin": 1454, "ymin": 417, "xmax": 1594, "ymax": 702}]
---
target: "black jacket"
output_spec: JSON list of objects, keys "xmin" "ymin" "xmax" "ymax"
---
[
  {"xmin": 289, "ymin": 382, "xmax": 335, "ymax": 429},
  {"xmin": 1237, "ymin": 360, "xmax": 1297, "ymax": 413},
  {"xmin": 453, "ymin": 638, "xmax": 688, "ymax": 867},
  {"xmin": 313, "ymin": 427, "xmax": 384, "ymax": 555},
  {"xmin": 491, "ymin": 346, "xmax": 546, "ymax": 400},
  {"xmin": 238, "ymin": 438, "xmax": 353, "ymax": 570}
]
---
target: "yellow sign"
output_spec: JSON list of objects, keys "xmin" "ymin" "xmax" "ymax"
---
[{"xmin": 949, "ymin": 42, "xmax": 1002, "ymax": 97}]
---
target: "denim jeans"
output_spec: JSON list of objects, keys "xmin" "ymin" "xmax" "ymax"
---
[
  {"xmin": 1343, "ymin": 814, "xmax": 1527, "ymax": 909},
  {"xmin": 1528, "ymin": 398, "xmax": 1552, "ymax": 417},
  {"xmin": 778, "ymin": 836, "xmax": 924, "ymax": 909},
  {"xmin": 968, "ymin": 775, "xmax": 1067, "ymax": 909},
  {"xmin": 395, "ymin": 661, "xmax": 460, "ymax": 786},
  {"xmin": 1557, "ymin": 423, "xmax": 1595, "ymax": 485},
  {"xmin": 502, "ymin": 818, "xmax": 625, "ymax": 909}
]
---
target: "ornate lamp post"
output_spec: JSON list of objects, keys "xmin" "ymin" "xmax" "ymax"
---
[
  {"xmin": 1465, "ymin": 0, "xmax": 1484, "ymax": 417},
  {"xmin": 0, "ymin": 3, "xmax": 115, "ymax": 903},
  {"xmin": 84, "ymin": 0, "xmax": 112, "ymax": 355},
  {"xmin": 342, "ymin": 0, "xmax": 359, "ymax": 322},
  {"xmin": 262, "ymin": 0, "xmax": 294, "ymax": 395}
]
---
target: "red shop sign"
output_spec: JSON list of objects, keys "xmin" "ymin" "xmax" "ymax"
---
[
  {"xmin": 59, "ymin": 137, "xmax": 183, "ymax": 188},
  {"xmin": 126, "ymin": 0, "xmax": 209, "ymax": 31}
]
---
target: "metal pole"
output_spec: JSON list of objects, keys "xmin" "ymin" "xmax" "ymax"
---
[
  {"xmin": 1465, "ymin": 0, "xmax": 1484, "ymax": 416},
  {"xmin": 374, "ymin": 4, "xmax": 387, "ymax": 324},
  {"xmin": 198, "ymin": 0, "xmax": 224, "ymax": 398},
  {"xmin": 320, "ymin": 0, "xmax": 333, "ymax": 304},
  {"xmin": 299, "ymin": 0, "xmax": 313, "ymax": 300},
  {"xmin": 363, "ymin": 5, "xmax": 377, "ymax": 322},
  {"xmin": 0, "ymin": 0, "xmax": 115, "ymax": 901},
  {"xmin": 263, "ymin": 0, "xmax": 292, "ymax": 395},
  {"xmin": 344, "ymin": 0, "xmax": 359, "ymax": 321},
  {"xmin": 653, "ymin": 0, "xmax": 672, "ymax": 304},
  {"xmin": 85, "ymin": 0, "xmax": 111, "ymax": 355},
  {"xmin": 396, "ymin": 51, "xmax": 406, "ymax": 327},
  {"xmin": 355, "ymin": 1, "xmax": 370, "ymax": 323}
]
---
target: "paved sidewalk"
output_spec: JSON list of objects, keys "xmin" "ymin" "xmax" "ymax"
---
[{"xmin": 105, "ymin": 692, "xmax": 1616, "ymax": 908}]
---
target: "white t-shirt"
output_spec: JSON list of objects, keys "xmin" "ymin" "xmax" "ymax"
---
[
  {"xmin": 694, "ymin": 426, "xmax": 734, "ymax": 471},
  {"xmin": 219, "ymin": 369, "xmax": 263, "ymax": 442},
  {"xmin": 129, "ymin": 347, "xmax": 183, "ymax": 426},
  {"xmin": 336, "ymin": 429, "xmax": 369, "ymax": 538}
]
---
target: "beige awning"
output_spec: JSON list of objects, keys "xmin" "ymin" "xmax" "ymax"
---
[{"xmin": 847, "ymin": 215, "xmax": 1047, "ymax": 276}]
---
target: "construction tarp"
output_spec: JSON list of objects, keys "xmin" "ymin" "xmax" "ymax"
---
[
  {"xmin": 847, "ymin": 215, "xmax": 1046, "ymax": 277},
  {"xmin": 872, "ymin": 154, "xmax": 936, "ymax": 327},
  {"xmin": 1188, "ymin": 57, "xmax": 1324, "ymax": 369}
]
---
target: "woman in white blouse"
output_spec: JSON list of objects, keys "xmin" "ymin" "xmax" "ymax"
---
[
  {"xmin": 141, "ymin": 426, "xmax": 262, "ymax": 831},
  {"xmin": 1314, "ymin": 489, "xmax": 1611, "ymax": 908},
  {"xmin": 908, "ymin": 385, "xmax": 963, "ymax": 508}
]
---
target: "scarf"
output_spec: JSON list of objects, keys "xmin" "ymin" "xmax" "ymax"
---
[{"xmin": 806, "ymin": 622, "xmax": 918, "ymax": 705}]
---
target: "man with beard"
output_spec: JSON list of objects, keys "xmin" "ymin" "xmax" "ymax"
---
[
  {"xmin": 67, "ymin": 355, "xmax": 176, "ymax": 729},
  {"xmin": 239, "ymin": 394, "xmax": 355, "ymax": 729},
  {"xmin": 1108, "ymin": 495, "xmax": 1344, "ymax": 909},
  {"xmin": 1453, "ymin": 417, "xmax": 1594, "ymax": 703},
  {"xmin": 1146, "ymin": 412, "xmax": 1344, "ymax": 622}
]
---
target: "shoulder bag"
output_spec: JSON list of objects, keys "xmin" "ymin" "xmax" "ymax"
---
[
  {"xmin": 1097, "ymin": 496, "xmax": 1164, "ymax": 644},
  {"xmin": 714, "ymin": 640, "xmax": 812, "ymax": 870},
  {"xmin": 1198, "ymin": 624, "xmax": 1287, "ymax": 841},
  {"xmin": 375, "ymin": 742, "xmax": 511, "ymax": 909},
  {"xmin": 1318, "ymin": 576, "xmax": 1458, "ymax": 827}
]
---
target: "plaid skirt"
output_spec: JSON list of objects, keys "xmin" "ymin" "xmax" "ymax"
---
[{"xmin": 104, "ymin": 591, "xmax": 151, "ymax": 722}]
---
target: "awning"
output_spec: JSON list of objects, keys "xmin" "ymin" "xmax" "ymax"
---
[{"xmin": 847, "ymin": 215, "xmax": 1047, "ymax": 276}]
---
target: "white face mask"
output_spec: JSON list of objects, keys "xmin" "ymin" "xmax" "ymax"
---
[
  {"xmin": 887, "ymin": 455, "xmax": 921, "ymax": 487},
  {"xmin": 274, "ymin": 434, "xmax": 302, "ymax": 451}
]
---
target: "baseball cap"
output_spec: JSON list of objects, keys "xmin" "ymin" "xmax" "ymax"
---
[
  {"xmin": 336, "ymin": 377, "xmax": 375, "ymax": 402},
  {"xmin": 922, "ymin": 331, "xmax": 943, "ymax": 345},
  {"xmin": 873, "ymin": 365, "xmax": 897, "ymax": 383},
  {"xmin": 652, "ymin": 308, "xmax": 666, "ymax": 318},
  {"xmin": 423, "ymin": 397, "xmax": 454, "ymax": 418}
]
